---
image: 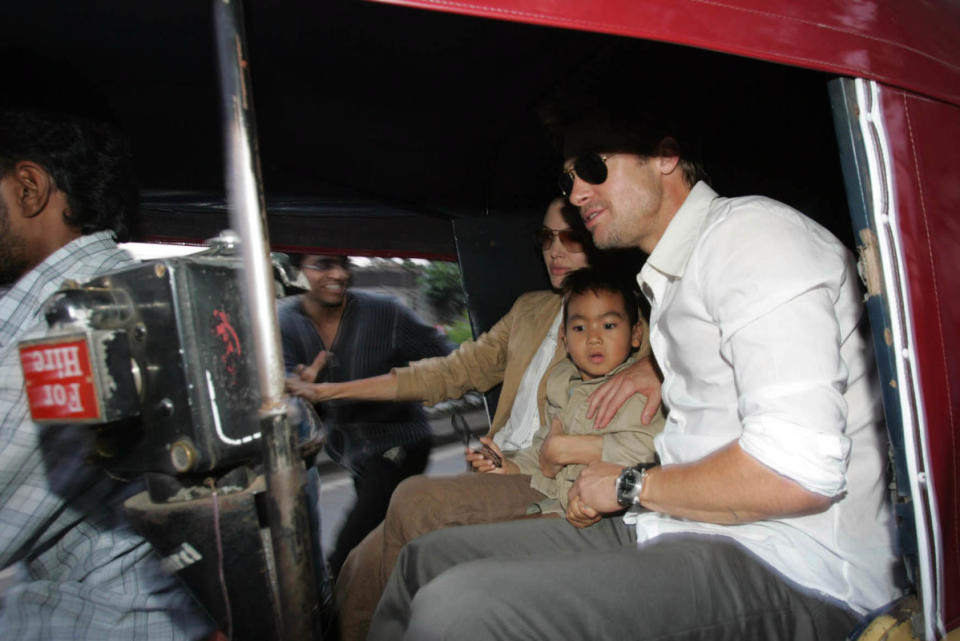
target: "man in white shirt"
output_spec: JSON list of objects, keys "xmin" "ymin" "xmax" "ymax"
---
[{"xmin": 367, "ymin": 112, "xmax": 901, "ymax": 641}]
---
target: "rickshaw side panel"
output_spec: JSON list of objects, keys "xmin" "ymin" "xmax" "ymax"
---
[{"xmin": 882, "ymin": 88, "xmax": 960, "ymax": 631}]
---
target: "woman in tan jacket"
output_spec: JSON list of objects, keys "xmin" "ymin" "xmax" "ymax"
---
[{"xmin": 287, "ymin": 198, "xmax": 661, "ymax": 641}]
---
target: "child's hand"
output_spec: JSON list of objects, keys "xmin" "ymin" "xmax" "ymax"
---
[
  {"xmin": 566, "ymin": 485, "xmax": 602, "ymax": 528},
  {"xmin": 538, "ymin": 417, "xmax": 566, "ymax": 478}
]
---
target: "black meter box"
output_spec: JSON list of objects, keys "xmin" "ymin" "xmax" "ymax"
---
[{"xmin": 19, "ymin": 250, "xmax": 263, "ymax": 476}]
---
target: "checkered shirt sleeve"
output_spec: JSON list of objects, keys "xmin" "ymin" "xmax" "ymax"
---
[{"xmin": 0, "ymin": 232, "xmax": 211, "ymax": 640}]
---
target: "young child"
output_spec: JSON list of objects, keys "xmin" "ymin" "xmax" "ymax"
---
[{"xmin": 471, "ymin": 267, "xmax": 664, "ymax": 515}]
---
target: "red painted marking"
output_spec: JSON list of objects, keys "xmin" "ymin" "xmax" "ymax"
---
[{"xmin": 211, "ymin": 309, "xmax": 242, "ymax": 383}]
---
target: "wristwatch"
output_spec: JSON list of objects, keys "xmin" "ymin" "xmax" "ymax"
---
[{"xmin": 616, "ymin": 463, "xmax": 656, "ymax": 507}]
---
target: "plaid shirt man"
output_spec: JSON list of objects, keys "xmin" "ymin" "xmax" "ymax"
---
[{"xmin": 0, "ymin": 232, "xmax": 210, "ymax": 640}]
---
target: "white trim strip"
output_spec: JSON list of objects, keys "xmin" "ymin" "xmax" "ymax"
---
[
  {"xmin": 205, "ymin": 369, "xmax": 261, "ymax": 446},
  {"xmin": 854, "ymin": 78, "xmax": 943, "ymax": 639}
]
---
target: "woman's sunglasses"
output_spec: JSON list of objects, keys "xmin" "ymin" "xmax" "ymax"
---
[
  {"xmin": 558, "ymin": 153, "xmax": 609, "ymax": 197},
  {"xmin": 537, "ymin": 228, "xmax": 585, "ymax": 253}
]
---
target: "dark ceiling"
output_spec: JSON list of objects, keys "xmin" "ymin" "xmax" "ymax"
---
[{"xmin": 2, "ymin": 0, "xmax": 850, "ymax": 254}]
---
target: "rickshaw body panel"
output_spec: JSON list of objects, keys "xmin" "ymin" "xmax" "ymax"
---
[{"xmin": 881, "ymin": 88, "xmax": 960, "ymax": 628}]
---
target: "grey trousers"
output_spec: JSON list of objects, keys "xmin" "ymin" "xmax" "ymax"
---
[
  {"xmin": 335, "ymin": 473, "xmax": 546, "ymax": 641},
  {"xmin": 368, "ymin": 516, "xmax": 860, "ymax": 641}
]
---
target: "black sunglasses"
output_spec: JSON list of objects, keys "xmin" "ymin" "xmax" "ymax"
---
[
  {"xmin": 536, "ymin": 227, "xmax": 585, "ymax": 253},
  {"xmin": 558, "ymin": 153, "xmax": 610, "ymax": 197}
]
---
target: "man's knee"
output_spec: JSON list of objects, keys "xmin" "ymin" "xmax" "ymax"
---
[{"xmin": 404, "ymin": 562, "xmax": 515, "ymax": 641}]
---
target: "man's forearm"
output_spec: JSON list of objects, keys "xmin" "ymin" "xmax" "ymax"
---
[
  {"xmin": 573, "ymin": 442, "xmax": 833, "ymax": 524},
  {"xmin": 639, "ymin": 442, "xmax": 833, "ymax": 524}
]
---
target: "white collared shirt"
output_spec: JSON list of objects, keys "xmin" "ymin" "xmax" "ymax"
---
[{"xmin": 626, "ymin": 182, "xmax": 900, "ymax": 614}]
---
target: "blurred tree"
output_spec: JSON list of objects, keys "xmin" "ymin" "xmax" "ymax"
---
[{"xmin": 418, "ymin": 261, "xmax": 467, "ymax": 324}]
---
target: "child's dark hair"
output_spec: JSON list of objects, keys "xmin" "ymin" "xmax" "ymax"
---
[{"xmin": 561, "ymin": 267, "xmax": 640, "ymax": 329}]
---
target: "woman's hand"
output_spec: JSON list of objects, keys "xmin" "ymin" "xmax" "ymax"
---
[
  {"xmin": 587, "ymin": 355, "xmax": 662, "ymax": 429},
  {"xmin": 285, "ymin": 377, "xmax": 326, "ymax": 403},
  {"xmin": 465, "ymin": 438, "xmax": 518, "ymax": 475}
]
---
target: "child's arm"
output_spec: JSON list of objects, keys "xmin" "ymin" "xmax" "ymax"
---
[
  {"xmin": 539, "ymin": 434, "xmax": 602, "ymax": 475},
  {"xmin": 592, "ymin": 395, "xmax": 665, "ymax": 467},
  {"xmin": 509, "ymin": 422, "xmax": 551, "ymax": 477},
  {"xmin": 541, "ymin": 395, "xmax": 666, "ymax": 477},
  {"xmin": 538, "ymin": 417, "xmax": 602, "ymax": 478}
]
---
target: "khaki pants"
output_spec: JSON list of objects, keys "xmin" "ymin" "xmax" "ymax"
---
[{"xmin": 334, "ymin": 472, "xmax": 548, "ymax": 641}]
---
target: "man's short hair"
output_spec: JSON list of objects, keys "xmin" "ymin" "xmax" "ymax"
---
[
  {"xmin": 289, "ymin": 253, "xmax": 350, "ymax": 269},
  {"xmin": 0, "ymin": 109, "xmax": 137, "ymax": 240},
  {"xmin": 561, "ymin": 110, "xmax": 709, "ymax": 189},
  {"xmin": 561, "ymin": 266, "xmax": 641, "ymax": 330}
]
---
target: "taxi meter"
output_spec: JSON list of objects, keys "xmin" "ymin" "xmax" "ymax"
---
[
  {"xmin": 16, "ymin": 235, "xmax": 321, "ymax": 641},
  {"xmin": 17, "ymin": 235, "xmax": 263, "ymax": 477}
]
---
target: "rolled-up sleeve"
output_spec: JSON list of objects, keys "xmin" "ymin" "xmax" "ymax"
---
[{"xmin": 698, "ymin": 206, "xmax": 855, "ymax": 496}]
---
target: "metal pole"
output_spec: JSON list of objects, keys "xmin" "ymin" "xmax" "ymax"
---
[{"xmin": 212, "ymin": 2, "xmax": 318, "ymax": 639}]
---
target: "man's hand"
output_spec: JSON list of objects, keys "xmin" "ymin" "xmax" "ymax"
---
[
  {"xmin": 587, "ymin": 355, "xmax": 662, "ymax": 429},
  {"xmin": 292, "ymin": 350, "xmax": 331, "ymax": 383},
  {"xmin": 569, "ymin": 461, "xmax": 626, "ymax": 516},
  {"xmin": 538, "ymin": 417, "xmax": 566, "ymax": 479},
  {"xmin": 465, "ymin": 438, "xmax": 518, "ymax": 475}
]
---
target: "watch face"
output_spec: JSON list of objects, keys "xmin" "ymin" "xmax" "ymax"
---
[{"xmin": 617, "ymin": 468, "xmax": 640, "ymax": 506}]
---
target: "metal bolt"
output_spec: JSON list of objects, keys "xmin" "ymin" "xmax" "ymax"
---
[
  {"xmin": 170, "ymin": 440, "xmax": 198, "ymax": 473},
  {"xmin": 157, "ymin": 398, "xmax": 175, "ymax": 417}
]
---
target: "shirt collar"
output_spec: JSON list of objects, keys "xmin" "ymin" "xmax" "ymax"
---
[
  {"xmin": 0, "ymin": 231, "xmax": 122, "ymax": 350},
  {"xmin": 645, "ymin": 181, "xmax": 718, "ymax": 279}
]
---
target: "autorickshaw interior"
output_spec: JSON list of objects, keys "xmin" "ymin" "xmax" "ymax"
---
[{"xmin": 1, "ymin": 0, "xmax": 953, "ymax": 639}]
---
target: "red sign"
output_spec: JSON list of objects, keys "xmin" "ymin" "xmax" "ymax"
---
[{"xmin": 19, "ymin": 338, "xmax": 102, "ymax": 422}]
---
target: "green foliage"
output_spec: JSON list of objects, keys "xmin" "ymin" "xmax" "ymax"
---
[
  {"xmin": 417, "ymin": 261, "xmax": 467, "ymax": 322},
  {"xmin": 445, "ymin": 313, "xmax": 474, "ymax": 345}
]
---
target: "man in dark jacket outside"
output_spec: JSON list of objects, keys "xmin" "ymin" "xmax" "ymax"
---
[{"xmin": 278, "ymin": 254, "xmax": 452, "ymax": 575}]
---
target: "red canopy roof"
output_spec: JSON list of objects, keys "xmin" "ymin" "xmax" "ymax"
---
[{"xmin": 370, "ymin": 0, "xmax": 960, "ymax": 107}]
